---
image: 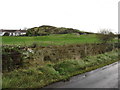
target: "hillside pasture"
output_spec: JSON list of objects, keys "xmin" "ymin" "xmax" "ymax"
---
[{"xmin": 2, "ymin": 34, "xmax": 100, "ymax": 46}]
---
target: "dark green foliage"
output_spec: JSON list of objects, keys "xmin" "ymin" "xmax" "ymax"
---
[
  {"xmin": 2, "ymin": 46, "xmax": 25, "ymax": 72},
  {"xmin": 26, "ymin": 25, "xmax": 92, "ymax": 36}
]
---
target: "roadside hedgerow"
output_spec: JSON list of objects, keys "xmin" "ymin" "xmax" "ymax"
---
[{"xmin": 2, "ymin": 46, "xmax": 25, "ymax": 72}]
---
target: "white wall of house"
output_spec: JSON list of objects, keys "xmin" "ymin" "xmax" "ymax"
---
[
  {"xmin": 0, "ymin": 32, "xmax": 26, "ymax": 36},
  {"xmin": 0, "ymin": 32, "xmax": 5, "ymax": 36}
]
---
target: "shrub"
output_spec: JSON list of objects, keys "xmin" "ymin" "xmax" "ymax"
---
[
  {"xmin": 97, "ymin": 29, "xmax": 115, "ymax": 43},
  {"xmin": 2, "ymin": 46, "xmax": 25, "ymax": 72}
]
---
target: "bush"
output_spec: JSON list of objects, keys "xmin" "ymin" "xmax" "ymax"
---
[
  {"xmin": 97, "ymin": 29, "xmax": 115, "ymax": 43},
  {"xmin": 2, "ymin": 46, "xmax": 25, "ymax": 72}
]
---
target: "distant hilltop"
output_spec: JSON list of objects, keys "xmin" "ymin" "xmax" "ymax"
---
[
  {"xmin": 0, "ymin": 25, "xmax": 94, "ymax": 36},
  {"xmin": 26, "ymin": 25, "xmax": 94, "ymax": 36}
]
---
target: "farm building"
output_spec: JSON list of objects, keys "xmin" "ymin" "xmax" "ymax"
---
[{"xmin": 0, "ymin": 29, "xmax": 26, "ymax": 36}]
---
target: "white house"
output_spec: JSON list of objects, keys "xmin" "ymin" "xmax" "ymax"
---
[{"xmin": 0, "ymin": 29, "xmax": 26, "ymax": 36}]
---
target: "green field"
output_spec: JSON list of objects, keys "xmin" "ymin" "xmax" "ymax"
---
[{"xmin": 2, "ymin": 34, "xmax": 100, "ymax": 46}]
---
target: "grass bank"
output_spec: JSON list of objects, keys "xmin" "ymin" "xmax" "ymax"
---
[{"xmin": 2, "ymin": 50, "xmax": 118, "ymax": 88}]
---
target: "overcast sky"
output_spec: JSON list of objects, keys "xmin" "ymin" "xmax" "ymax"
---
[{"xmin": 0, "ymin": 0, "xmax": 119, "ymax": 33}]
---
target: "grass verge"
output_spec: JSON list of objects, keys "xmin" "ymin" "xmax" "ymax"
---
[{"xmin": 2, "ymin": 50, "xmax": 119, "ymax": 88}]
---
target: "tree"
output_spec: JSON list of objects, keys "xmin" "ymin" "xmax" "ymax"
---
[{"xmin": 97, "ymin": 29, "xmax": 115, "ymax": 43}]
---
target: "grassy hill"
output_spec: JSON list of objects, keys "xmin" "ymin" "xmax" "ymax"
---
[{"xmin": 26, "ymin": 25, "xmax": 93, "ymax": 36}]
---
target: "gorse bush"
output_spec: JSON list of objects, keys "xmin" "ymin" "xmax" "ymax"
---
[{"xmin": 2, "ymin": 46, "xmax": 25, "ymax": 72}]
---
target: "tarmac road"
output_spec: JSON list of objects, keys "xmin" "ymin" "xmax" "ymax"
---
[{"xmin": 45, "ymin": 62, "xmax": 119, "ymax": 88}]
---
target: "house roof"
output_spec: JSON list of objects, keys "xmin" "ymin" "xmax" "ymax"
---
[{"xmin": 0, "ymin": 29, "xmax": 26, "ymax": 33}]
